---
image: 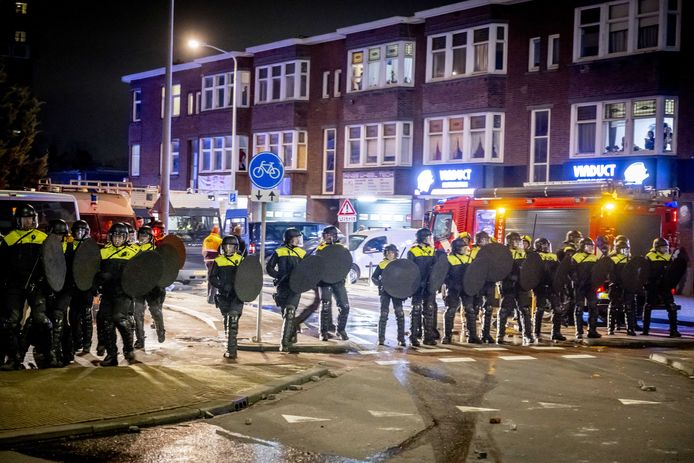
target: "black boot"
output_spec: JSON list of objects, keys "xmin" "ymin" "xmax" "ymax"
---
[
  {"xmin": 442, "ymin": 307, "xmax": 456, "ymax": 344},
  {"xmin": 116, "ymin": 318, "xmax": 136, "ymax": 363},
  {"xmin": 395, "ymin": 312, "xmax": 406, "ymax": 347},
  {"xmin": 574, "ymin": 307, "xmax": 584, "ymax": 340},
  {"xmin": 641, "ymin": 304, "xmax": 651, "ymax": 335},
  {"xmin": 496, "ymin": 310, "xmax": 508, "ymax": 344},
  {"xmin": 422, "ymin": 305, "xmax": 437, "ymax": 346},
  {"xmin": 587, "ymin": 307, "xmax": 601, "ymax": 338},
  {"xmin": 280, "ymin": 306, "xmax": 296, "ymax": 352},
  {"xmin": 551, "ymin": 311, "xmax": 566, "ymax": 341},
  {"xmin": 533, "ymin": 308, "xmax": 544, "ymax": 341},
  {"xmin": 607, "ymin": 304, "xmax": 616, "ymax": 335},
  {"xmin": 49, "ymin": 315, "xmax": 65, "ymax": 368},
  {"xmin": 225, "ymin": 314, "xmax": 239, "ymax": 359},
  {"xmin": 150, "ymin": 305, "xmax": 166, "ymax": 343},
  {"xmin": 377, "ymin": 315, "xmax": 387, "ymax": 346},
  {"xmin": 519, "ymin": 307, "xmax": 534, "ymax": 345},
  {"xmin": 336, "ymin": 305, "xmax": 350, "ymax": 340},
  {"xmin": 319, "ymin": 301, "xmax": 332, "ymax": 341},
  {"xmin": 409, "ymin": 304, "xmax": 422, "ymax": 346},
  {"xmin": 465, "ymin": 312, "xmax": 481, "ymax": 344},
  {"xmin": 133, "ymin": 301, "xmax": 146, "ymax": 349},
  {"xmin": 81, "ymin": 299, "xmax": 94, "ymax": 352},
  {"xmin": 625, "ymin": 301, "xmax": 637, "ymax": 336},
  {"xmin": 100, "ymin": 320, "xmax": 119, "ymax": 367},
  {"xmin": 481, "ymin": 306, "xmax": 494, "ymax": 343},
  {"xmin": 668, "ymin": 308, "xmax": 681, "ymax": 338}
]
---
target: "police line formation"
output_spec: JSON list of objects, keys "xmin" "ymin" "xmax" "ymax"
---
[{"xmin": 0, "ymin": 204, "xmax": 688, "ymax": 370}]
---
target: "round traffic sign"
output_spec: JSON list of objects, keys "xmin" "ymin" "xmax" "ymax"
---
[{"xmin": 248, "ymin": 152, "xmax": 284, "ymax": 190}]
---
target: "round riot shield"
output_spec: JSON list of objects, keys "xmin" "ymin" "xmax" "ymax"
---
[
  {"xmin": 661, "ymin": 257, "xmax": 687, "ymax": 291},
  {"xmin": 234, "ymin": 255, "xmax": 263, "ymax": 302},
  {"xmin": 428, "ymin": 255, "xmax": 451, "ymax": 293},
  {"xmin": 477, "ymin": 243, "xmax": 513, "ymax": 282},
  {"xmin": 621, "ymin": 256, "xmax": 650, "ymax": 293},
  {"xmin": 122, "ymin": 251, "xmax": 163, "ymax": 297},
  {"xmin": 519, "ymin": 251, "xmax": 543, "ymax": 291},
  {"xmin": 552, "ymin": 255, "xmax": 573, "ymax": 293},
  {"xmin": 382, "ymin": 259, "xmax": 421, "ymax": 300},
  {"xmin": 43, "ymin": 234, "xmax": 66, "ymax": 292},
  {"xmin": 72, "ymin": 238, "xmax": 101, "ymax": 291},
  {"xmin": 463, "ymin": 257, "xmax": 489, "ymax": 297},
  {"xmin": 158, "ymin": 234, "xmax": 186, "ymax": 269},
  {"xmin": 155, "ymin": 244, "xmax": 180, "ymax": 287},
  {"xmin": 289, "ymin": 254, "xmax": 324, "ymax": 294},
  {"xmin": 591, "ymin": 256, "xmax": 614, "ymax": 290},
  {"xmin": 318, "ymin": 245, "xmax": 353, "ymax": 284}
]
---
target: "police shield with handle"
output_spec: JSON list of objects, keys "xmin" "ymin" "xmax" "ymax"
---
[
  {"xmin": 372, "ymin": 244, "xmax": 414, "ymax": 346},
  {"xmin": 531, "ymin": 238, "xmax": 566, "ymax": 342},
  {"xmin": 43, "ymin": 220, "xmax": 72, "ymax": 367},
  {"xmin": 462, "ymin": 230, "xmax": 496, "ymax": 344},
  {"xmin": 69, "ymin": 220, "xmax": 100, "ymax": 356}
]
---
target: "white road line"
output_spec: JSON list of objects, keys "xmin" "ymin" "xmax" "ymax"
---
[
  {"xmin": 529, "ymin": 346, "xmax": 566, "ymax": 350},
  {"xmin": 282, "ymin": 414, "xmax": 331, "ymax": 423},
  {"xmin": 537, "ymin": 402, "xmax": 576, "ymax": 409},
  {"xmin": 473, "ymin": 347, "xmax": 508, "ymax": 351},
  {"xmin": 375, "ymin": 360, "xmax": 409, "ymax": 366},
  {"xmin": 358, "ymin": 350, "xmax": 380, "ymax": 355},
  {"xmin": 618, "ymin": 399, "xmax": 661, "ymax": 405},
  {"xmin": 562, "ymin": 354, "xmax": 596, "ymax": 359},
  {"xmin": 456, "ymin": 406, "xmax": 499, "ymax": 412},
  {"xmin": 413, "ymin": 347, "xmax": 452, "ymax": 353},
  {"xmin": 439, "ymin": 357, "xmax": 476, "ymax": 363},
  {"xmin": 368, "ymin": 410, "xmax": 415, "ymax": 418},
  {"xmin": 499, "ymin": 355, "xmax": 537, "ymax": 361}
]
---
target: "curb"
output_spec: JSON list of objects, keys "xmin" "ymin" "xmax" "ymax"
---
[
  {"xmin": 583, "ymin": 336, "xmax": 694, "ymax": 348},
  {"xmin": 0, "ymin": 366, "xmax": 329, "ymax": 448},
  {"xmin": 649, "ymin": 353, "xmax": 694, "ymax": 378}
]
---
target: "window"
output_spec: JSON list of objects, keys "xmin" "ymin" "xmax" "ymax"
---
[
  {"xmin": 131, "ymin": 145, "xmax": 140, "ymax": 177},
  {"xmin": 323, "ymin": 129, "xmax": 336, "ymax": 194},
  {"xmin": 574, "ymin": 0, "xmax": 680, "ymax": 61},
  {"xmin": 255, "ymin": 60, "xmax": 309, "ymax": 103},
  {"xmin": 14, "ymin": 31, "xmax": 26, "ymax": 43},
  {"xmin": 571, "ymin": 97, "xmax": 677, "ymax": 157},
  {"xmin": 132, "ymin": 89, "xmax": 141, "ymax": 122},
  {"xmin": 334, "ymin": 69, "xmax": 342, "ymax": 97},
  {"xmin": 343, "ymin": 122, "xmax": 412, "ymax": 167},
  {"xmin": 15, "ymin": 3, "xmax": 28, "ymax": 14},
  {"xmin": 253, "ymin": 130, "xmax": 307, "ymax": 170},
  {"xmin": 548, "ymin": 34, "xmax": 560, "ymax": 69},
  {"xmin": 424, "ymin": 113, "xmax": 504, "ymax": 163},
  {"xmin": 187, "ymin": 92, "xmax": 194, "ymax": 115},
  {"xmin": 199, "ymin": 136, "xmax": 239, "ymax": 172},
  {"xmin": 201, "ymin": 70, "xmax": 250, "ymax": 111},
  {"xmin": 161, "ymin": 84, "xmax": 181, "ymax": 117},
  {"xmin": 171, "ymin": 139, "xmax": 180, "ymax": 175},
  {"xmin": 529, "ymin": 37, "xmax": 541, "ymax": 71},
  {"xmin": 322, "ymin": 71, "xmax": 330, "ymax": 98},
  {"xmin": 426, "ymin": 24, "xmax": 507, "ymax": 81},
  {"xmin": 238, "ymin": 136, "xmax": 249, "ymax": 171},
  {"xmin": 530, "ymin": 110, "xmax": 550, "ymax": 182},
  {"xmin": 348, "ymin": 42, "xmax": 414, "ymax": 92}
]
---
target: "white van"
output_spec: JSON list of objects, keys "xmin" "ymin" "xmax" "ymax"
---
[
  {"xmin": 347, "ymin": 228, "xmax": 416, "ymax": 284},
  {"xmin": 0, "ymin": 190, "xmax": 80, "ymax": 235}
]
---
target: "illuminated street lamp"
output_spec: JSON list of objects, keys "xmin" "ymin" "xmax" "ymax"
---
[{"xmin": 188, "ymin": 38, "xmax": 238, "ymax": 193}]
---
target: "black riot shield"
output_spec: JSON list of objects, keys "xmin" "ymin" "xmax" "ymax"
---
[
  {"xmin": 463, "ymin": 257, "xmax": 489, "ymax": 297},
  {"xmin": 289, "ymin": 254, "xmax": 324, "ymax": 294},
  {"xmin": 122, "ymin": 251, "xmax": 163, "ymax": 298},
  {"xmin": 382, "ymin": 259, "xmax": 421, "ymax": 300},
  {"xmin": 42, "ymin": 234, "xmax": 67, "ymax": 292},
  {"xmin": 552, "ymin": 255, "xmax": 573, "ymax": 294},
  {"xmin": 621, "ymin": 256, "xmax": 650, "ymax": 293},
  {"xmin": 477, "ymin": 243, "xmax": 513, "ymax": 282},
  {"xmin": 155, "ymin": 244, "xmax": 180, "ymax": 287},
  {"xmin": 318, "ymin": 245, "xmax": 353, "ymax": 284},
  {"xmin": 159, "ymin": 234, "xmax": 186, "ymax": 269},
  {"xmin": 72, "ymin": 238, "xmax": 101, "ymax": 291},
  {"xmin": 519, "ymin": 250, "xmax": 543, "ymax": 291},
  {"xmin": 661, "ymin": 257, "xmax": 687, "ymax": 291},
  {"xmin": 591, "ymin": 256, "xmax": 614, "ymax": 290},
  {"xmin": 428, "ymin": 255, "xmax": 451, "ymax": 293},
  {"xmin": 234, "ymin": 255, "xmax": 263, "ymax": 302}
]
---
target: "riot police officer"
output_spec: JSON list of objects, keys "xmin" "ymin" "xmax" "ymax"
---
[
  {"xmin": 45, "ymin": 219, "xmax": 72, "ymax": 367},
  {"xmin": 607, "ymin": 240, "xmax": 637, "ymax": 336},
  {"xmin": 470, "ymin": 230, "xmax": 495, "ymax": 343},
  {"xmin": 407, "ymin": 228, "xmax": 437, "ymax": 346},
  {"xmin": 533, "ymin": 238, "xmax": 565, "ymax": 341},
  {"xmin": 570, "ymin": 237, "xmax": 601, "ymax": 339},
  {"xmin": 643, "ymin": 237, "xmax": 680, "ymax": 337},
  {"xmin": 68, "ymin": 220, "xmax": 96, "ymax": 356},
  {"xmin": 266, "ymin": 228, "xmax": 305, "ymax": 351},
  {"xmin": 315, "ymin": 226, "xmax": 350, "ymax": 341},
  {"xmin": 209, "ymin": 235, "xmax": 245, "ymax": 359},
  {"xmin": 498, "ymin": 232, "xmax": 534, "ymax": 345},
  {"xmin": 443, "ymin": 238, "xmax": 475, "ymax": 343},
  {"xmin": 371, "ymin": 244, "xmax": 406, "ymax": 346},
  {"xmin": 557, "ymin": 230, "xmax": 582, "ymax": 261},
  {"xmin": 132, "ymin": 226, "xmax": 167, "ymax": 349}
]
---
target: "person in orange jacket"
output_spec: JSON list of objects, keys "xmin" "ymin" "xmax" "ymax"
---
[{"xmin": 202, "ymin": 225, "xmax": 223, "ymax": 304}]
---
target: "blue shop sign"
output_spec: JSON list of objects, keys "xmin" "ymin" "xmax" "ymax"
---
[
  {"xmin": 414, "ymin": 165, "xmax": 483, "ymax": 196},
  {"xmin": 564, "ymin": 157, "xmax": 673, "ymax": 188}
]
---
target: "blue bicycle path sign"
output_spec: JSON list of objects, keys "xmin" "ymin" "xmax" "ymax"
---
[{"xmin": 248, "ymin": 151, "xmax": 284, "ymax": 190}]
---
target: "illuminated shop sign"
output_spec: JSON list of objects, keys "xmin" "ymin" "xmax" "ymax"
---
[
  {"xmin": 566, "ymin": 159, "xmax": 656, "ymax": 186},
  {"xmin": 415, "ymin": 166, "xmax": 480, "ymax": 195}
]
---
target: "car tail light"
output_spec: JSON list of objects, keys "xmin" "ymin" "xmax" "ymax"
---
[
  {"xmin": 249, "ymin": 242, "xmax": 256, "ymax": 254},
  {"xmin": 597, "ymin": 286, "xmax": 605, "ymax": 293}
]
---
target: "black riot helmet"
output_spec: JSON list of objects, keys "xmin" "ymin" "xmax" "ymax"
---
[
  {"xmin": 534, "ymin": 237, "xmax": 551, "ymax": 253},
  {"xmin": 565, "ymin": 230, "xmax": 583, "ymax": 244},
  {"xmin": 475, "ymin": 230, "xmax": 490, "ymax": 246},
  {"xmin": 383, "ymin": 243, "xmax": 399, "ymax": 258},
  {"xmin": 124, "ymin": 222, "xmax": 136, "ymax": 243},
  {"xmin": 578, "ymin": 237, "xmax": 595, "ymax": 253},
  {"xmin": 47, "ymin": 219, "xmax": 69, "ymax": 237},
  {"xmin": 14, "ymin": 203, "xmax": 37, "ymax": 230},
  {"xmin": 322, "ymin": 226, "xmax": 339, "ymax": 244},
  {"xmin": 137, "ymin": 225, "xmax": 154, "ymax": 244},
  {"xmin": 108, "ymin": 222, "xmax": 129, "ymax": 247},
  {"xmin": 283, "ymin": 227, "xmax": 302, "ymax": 245},
  {"xmin": 615, "ymin": 240, "xmax": 630, "ymax": 256},
  {"xmin": 221, "ymin": 235, "xmax": 239, "ymax": 256},
  {"xmin": 652, "ymin": 237, "xmax": 669, "ymax": 253},
  {"xmin": 71, "ymin": 220, "xmax": 90, "ymax": 241},
  {"xmin": 505, "ymin": 231, "xmax": 521, "ymax": 247},
  {"xmin": 415, "ymin": 227, "xmax": 432, "ymax": 244},
  {"xmin": 451, "ymin": 238, "xmax": 468, "ymax": 254},
  {"xmin": 614, "ymin": 234, "xmax": 629, "ymax": 245}
]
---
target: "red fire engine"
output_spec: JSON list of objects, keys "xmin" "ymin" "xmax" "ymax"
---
[{"xmin": 426, "ymin": 182, "xmax": 679, "ymax": 257}]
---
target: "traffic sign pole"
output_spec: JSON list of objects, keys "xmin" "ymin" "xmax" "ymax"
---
[{"xmin": 256, "ymin": 201, "xmax": 267, "ymax": 343}]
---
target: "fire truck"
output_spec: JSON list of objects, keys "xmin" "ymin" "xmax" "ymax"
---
[{"xmin": 426, "ymin": 181, "xmax": 679, "ymax": 258}]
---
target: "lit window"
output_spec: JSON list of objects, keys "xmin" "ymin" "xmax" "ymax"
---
[
  {"xmin": 424, "ymin": 113, "xmax": 505, "ymax": 163},
  {"xmin": 14, "ymin": 31, "xmax": 26, "ymax": 43},
  {"xmin": 253, "ymin": 130, "xmax": 307, "ymax": 170},
  {"xmin": 323, "ymin": 129, "xmax": 336, "ymax": 194},
  {"xmin": 161, "ymin": 84, "xmax": 181, "ymax": 117},
  {"xmin": 199, "ymin": 135, "xmax": 248, "ymax": 173},
  {"xmin": 15, "ymin": 3, "xmax": 27, "ymax": 14},
  {"xmin": 344, "ymin": 122, "xmax": 413, "ymax": 167},
  {"xmin": 201, "ymin": 70, "xmax": 250, "ymax": 111},
  {"xmin": 347, "ymin": 42, "xmax": 415, "ymax": 92},
  {"xmin": 132, "ymin": 89, "xmax": 142, "ymax": 122},
  {"xmin": 255, "ymin": 60, "xmax": 309, "ymax": 103},
  {"xmin": 130, "ymin": 145, "xmax": 140, "ymax": 177}
]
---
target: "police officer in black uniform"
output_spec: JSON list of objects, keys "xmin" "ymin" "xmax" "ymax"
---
[
  {"xmin": 45, "ymin": 219, "xmax": 73, "ymax": 367},
  {"xmin": 266, "ymin": 227, "xmax": 306, "ymax": 351},
  {"xmin": 497, "ymin": 232, "xmax": 534, "ymax": 345},
  {"xmin": 570, "ymin": 237, "xmax": 601, "ymax": 339},
  {"xmin": 132, "ymin": 226, "xmax": 166, "ymax": 349},
  {"xmin": 533, "ymin": 237, "xmax": 566, "ymax": 341},
  {"xmin": 315, "ymin": 226, "xmax": 350, "ymax": 341},
  {"xmin": 470, "ymin": 230, "xmax": 495, "ymax": 343},
  {"xmin": 0, "ymin": 204, "xmax": 50, "ymax": 370},
  {"xmin": 443, "ymin": 237, "xmax": 476, "ymax": 343},
  {"xmin": 68, "ymin": 220, "xmax": 96, "ymax": 356},
  {"xmin": 371, "ymin": 244, "xmax": 406, "ymax": 346},
  {"xmin": 407, "ymin": 228, "xmax": 437, "ymax": 346},
  {"xmin": 606, "ymin": 239, "xmax": 637, "ymax": 336},
  {"xmin": 209, "ymin": 235, "xmax": 245, "ymax": 359},
  {"xmin": 643, "ymin": 237, "xmax": 681, "ymax": 337}
]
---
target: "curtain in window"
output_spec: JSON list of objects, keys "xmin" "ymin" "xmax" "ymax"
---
[{"xmin": 474, "ymin": 43, "xmax": 488, "ymax": 72}]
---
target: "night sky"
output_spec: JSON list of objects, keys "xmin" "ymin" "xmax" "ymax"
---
[{"xmin": 30, "ymin": 0, "xmax": 457, "ymax": 170}]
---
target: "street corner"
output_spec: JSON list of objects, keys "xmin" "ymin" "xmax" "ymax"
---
[{"xmin": 649, "ymin": 350, "xmax": 694, "ymax": 378}]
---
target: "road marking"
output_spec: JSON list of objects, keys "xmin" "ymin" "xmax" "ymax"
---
[
  {"xmin": 529, "ymin": 346, "xmax": 565, "ymax": 350},
  {"xmin": 562, "ymin": 354, "xmax": 596, "ymax": 359},
  {"xmin": 473, "ymin": 347, "xmax": 508, "ymax": 351},
  {"xmin": 499, "ymin": 355, "xmax": 537, "ymax": 361},
  {"xmin": 618, "ymin": 399, "xmax": 661, "ymax": 405},
  {"xmin": 456, "ymin": 406, "xmax": 499, "ymax": 412},
  {"xmin": 413, "ymin": 347, "xmax": 452, "ymax": 353},
  {"xmin": 282, "ymin": 414, "xmax": 331, "ymax": 423},
  {"xmin": 378, "ymin": 427, "xmax": 404, "ymax": 431},
  {"xmin": 368, "ymin": 410, "xmax": 415, "ymax": 418},
  {"xmin": 375, "ymin": 360, "xmax": 409, "ymax": 366},
  {"xmin": 358, "ymin": 350, "xmax": 380, "ymax": 355},
  {"xmin": 538, "ymin": 402, "xmax": 576, "ymax": 409},
  {"xmin": 439, "ymin": 357, "xmax": 476, "ymax": 363}
]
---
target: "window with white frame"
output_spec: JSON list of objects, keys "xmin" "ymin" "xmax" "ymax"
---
[
  {"xmin": 130, "ymin": 144, "xmax": 140, "ymax": 177},
  {"xmin": 254, "ymin": 130, "xmax": 307, "ymax": 170},
  {"xmin": 571, "ymin": 97, "xmax": 676, "ymax": 157},
  {"xmin": 322, "ymin": 71, "xmax": 330, "ymax": 98},
  {"xmin": 161, "ymin": 84, "xmax": 181, "ymax": 117},
  {"xmin": 530, "ymin": 110, "xmax": 550, "ymax": 182},
  {"xmin": 187, "ymin": 92, "xmax": 194, "ymax": 115},
  {"xmin": 344, "ymin": 121, "xmax": 412, "ymax": 168},
  {"xmin": 529, "ymin": 37, "xmax": 541, "ymax": 71},
  {"xmin": 15, "ymin": 3, "xmax": 28, "ymax": 14},
  {"xmin": 323, "ymin": 129, "xmax": 336, "ymax": 194},
  {"xmin": 201, "ymin": 71, "xmax": 250, "ymax": 111},
  {"xmin": 199, "ymin": 135, "xmax": 248, "ymax": 173},
  {"xmin": 255, "ymin": 61, "xmax": 309, "ymax": 104},
  {"xmin": 548, "ymin": 34, "xmax": 560, "ymax": 69},
  {"xmin": 348, "ymin": 42, "xmax": 414, "ymax": 92},
  {"xmin": 132, "ymin": 89, "xmax": 141, "ymax": 122},
  {"xmin": 575, "ymin": 0, "xmax": 680, "ymax": 61},
  {"xmin": 427, "ymin": 24, "xmax": 507, "ymax": 81},
  {"xmin": 334, "ymin": 69, "xmax": 342, "ymax": 96},
  {"xmin": 160, "ymin": 140, "xmax": 180, "ymax": 175},
  {"xmin": 14, "ymin": 31, "xmax": 26, "ymax": 43},
  {"xmin": 424, "ymin": 113, "xmax": 504, "ymax": 163}
]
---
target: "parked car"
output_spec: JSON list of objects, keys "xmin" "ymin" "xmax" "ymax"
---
[
  {"xmin": 247, "ymin": 221, "xmax": 333, "ymax": 259},
  {"xmin": 347, "ymin": 228, "xmax": 416, "ymax": 284},
  {"xmin": 0, "ymin": 190, "xmax": 80, "ymax": 235}
]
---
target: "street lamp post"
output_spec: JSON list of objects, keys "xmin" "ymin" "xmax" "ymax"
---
[
  {"xmin": 160, "ymin": 0, "xmax": 175, "ymax": 233},
  {"xmin": 188, "ymin": 39, "xmax": 237, "ymax": 194}
]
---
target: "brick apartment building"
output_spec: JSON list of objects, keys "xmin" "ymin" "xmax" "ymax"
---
[{"xmin": 122, "ymin": 0, "xmax": 692, "ymax": 242}]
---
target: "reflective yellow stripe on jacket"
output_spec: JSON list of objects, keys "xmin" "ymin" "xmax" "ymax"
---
[
  {"xmin": 3, "ymin": 229, "xmax": 47, "ymax": 246},
  {"xmin": 275, "ymin": 246, "xmax": 307, "ymax": 258},
  {"xmin": 214, "ymin": 254, "xmax": 243, "ymax": 267}
]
